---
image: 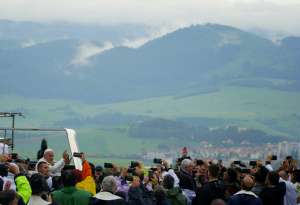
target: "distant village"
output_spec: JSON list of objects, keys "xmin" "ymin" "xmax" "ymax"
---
[{"xmin": 141, "ymin": 140, "xmax": 300, "ymax": 166}]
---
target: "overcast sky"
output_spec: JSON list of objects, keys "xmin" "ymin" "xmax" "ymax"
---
[{"xmin": 1, "ymin": 0, "xmax": 300, "ymax": 35}]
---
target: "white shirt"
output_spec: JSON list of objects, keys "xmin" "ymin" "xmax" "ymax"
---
[
  {"xmin": 94, "ymin": 191, "xmax": 122, "ymax": 201},
  {"xmin": 162, "ymin": 169, "xmax": 180, "ymax": 187},
  {"xmin": 280, "ymin": 177, "xmax": 297, "ymax": 205},
  {"xmin": 265, "ymin": 164, "xmax": 274, "ymax": 172},
  {"xmin": 28, "ymin": 195, "xmax": 50, "ymax": 205},
  {"xmin": 0, "ymin": 173, "xmax": 16, "ymax": 191},
  {"xmin": 234, "ymin": 190, "xmax": 259, "ymax": 198},
  {"xmin": 36, "ymin": 157, "xmax": 65, "ymax": 176}
]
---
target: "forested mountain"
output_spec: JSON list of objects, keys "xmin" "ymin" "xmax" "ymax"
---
[{"xmin": 0, "ymin": 22, "xmax": 299, "ymax": 103}]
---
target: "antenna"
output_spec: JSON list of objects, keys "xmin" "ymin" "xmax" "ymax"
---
[{"xmin": 0, "ymin": 112, "xmax": 25, "ymax": 151}]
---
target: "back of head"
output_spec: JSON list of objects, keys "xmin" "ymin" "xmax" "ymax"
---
[
  {"xmin": 0, "ymin": 164, "xmax": 8, "ymax": 177},
  {"xmin": 163, "ymin": 174, "xmax": 174, "ymax": 189},
  {"xmin": 196, "ymin": 159, "xmax": 205, "ymax": 166},
  {"xmin": 61, "ymin": 170, "xmax": 77, "ymax": 187},
  {"xmin": 0, "ymin": 190, "xmax": 18, "ymax": 205},
  {"xmin": 241, "ymin": 175, "xmax": 255, "ymax": 191},
  {"xmin": 267, "ymin": 171, "xmax": 279, "ymax": 186},
  {"xmin": 278, "ymin": 170, "xmax": 289, "ymax": 181},
  {"xmin": 255, "ymin": 167, "xmax": 268, "ymax": 184},
  {"xmin": 30, "ymin": 173, "xmax": 49, "ymax": 195},
  {"xmin": 226, "ymin": 168, "xmax": 237, "ymax": 183},
  {"xmin": 211, "ymin": 199, "xmax": 226, "ymax": 205},
  {"xmin": 208, "ymin": 164, "xmax": 219, "ymax": 179},
  {"xmin": 101, "ymin": 176, "xmax": 117, "ymax": 193}
]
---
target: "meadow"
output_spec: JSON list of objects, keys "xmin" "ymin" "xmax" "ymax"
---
[{"xmin": 1, "ymin": 85, "xmax": 300, "ymax": 162}]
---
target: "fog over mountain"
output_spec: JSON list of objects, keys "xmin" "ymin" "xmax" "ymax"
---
[{"xmin": 0, "ymin": 21, "xmax": 299, "ymax": 103}]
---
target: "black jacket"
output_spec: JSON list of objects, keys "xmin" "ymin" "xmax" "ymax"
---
[
  {"xmin": 193, "ymin": 179, "xmax": 226, "ymax": 205},
  {"xmin": 178, "ymin": 170, "xmax": 196, "ymax": 192},
  {"xmin": 128, "ymin": 186, "xmax": 153, "ymax": 205},
  {"xmin": 259, "ymin": 182, "xmax": 286, "ymax": 205},
  {"xmin": 227, "ymin": 191, "xmax": 262, "ymax": 205}
]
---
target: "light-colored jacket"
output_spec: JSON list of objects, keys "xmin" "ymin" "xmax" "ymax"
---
[
  {"xmin": 36, "ymin": 157, "xmax": 65, "ymax": 176},
  {"xmin": 28, "ymin": 195, "xmax": 50, "ymax": 205},
  {"xmin": 94, "ymin": 191, "xmax": 122, "ymax": 200},
  {"xmin": 280, "ymin": 178, "xmax": 297, "ymax": 205}
]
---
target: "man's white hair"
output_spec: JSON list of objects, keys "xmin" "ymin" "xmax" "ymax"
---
[
  {"xmin": 43, "ymin": 148, "xmax": 54, "ymax": 155},
  {"xmin": 180, "ymin": 159, "xmax": 193, "ymax": 171},
  {"xmin": 101, "ymin": 176, "xmax": 117, "ymax": 193}
]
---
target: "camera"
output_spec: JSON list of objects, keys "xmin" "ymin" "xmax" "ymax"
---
[
  {"xmin": 63, "ymin": 165, "xmax": 76, "ymax": 171},
  {"xmin": 153, "ymin": 158, "xmax": 162, "ymax": 164},
  {"xmin": 73, "ymin": 152, "xmax": 82, "ymax": 158},
  {"xmin": 127, "ymin": 167, "xmax": 135, "ymax": 173},
  {"xmin": 271, "ymin": 155, "xmax": 277, "ymax": 160},
  {"xmin": 11, "ymin": 153, "xmax": 18, "ymax": 160},
  {"xmin": 249, "ymin": 161, "xmax": 257, "ymax": 167},
  {"xmin": 240, "ymin": 168, "xmax": 251, "ymax": 174},
  {"xmin": 125, "ymin": 175, "xmax": 133, "ymax": 181},
  {"xmin": 104, "ymin": 163, "xmax": 114, "ymax": 169},
  {"xmin": 150, "ymin": 167, "xmax": 158, "ymax": 172},
  {"xmin": 196, "ymin": 159, "xmax": 205, "ymax": 166},
  {"xmin": 131, "ymin": 161, "xmax": 139, "ymax": 168},
  {"xmin": 233, "ymin": 161, "xmax": 241, "ymax": 165}
]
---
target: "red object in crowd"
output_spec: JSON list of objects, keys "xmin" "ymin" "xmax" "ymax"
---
[{"xmin": 182, "ymin": 147, "xmax": 188, "ymax": 156}]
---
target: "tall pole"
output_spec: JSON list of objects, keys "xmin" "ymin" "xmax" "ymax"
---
[
  {"xmin": 0, "ymin": 112, "xmax": 23, "ymax": 151},
  {"xmin": 11, "ymin": 115, "xmax": 15, "ymax": 151}
]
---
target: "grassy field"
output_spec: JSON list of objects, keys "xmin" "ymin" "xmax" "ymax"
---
[
  {"xmin": 102, "ymin": 86, "xmax": 300, "ymax": 119},
  {"xmin": 10, "ymin": 127, "xmax": 167, "ymax": 161},
  {"xmin": 1, "ymin": 85, "xmax": 300, "ymax": 161}
]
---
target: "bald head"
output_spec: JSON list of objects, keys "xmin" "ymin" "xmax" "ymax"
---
[
  {"xmin": 279, "ymin": 170, "xmax": 289, "ymax": 180},
  {"xmin": 211, "ymin": 199, "xmax": 226, "ymax": 205},
  {"xmin": 241, "ymin": 175, "xmax": 255, "ymax": 191}
]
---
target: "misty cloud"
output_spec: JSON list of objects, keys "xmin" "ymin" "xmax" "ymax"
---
[
  {"xmin": 121, "ymin": 24, "xmax": 186, "ymax": 48},
  {"xmin": 71, "ymin": 41, "xmax": 114, "ymax": 65},
  {"xmin": 70, "ymin": 27, "xmax": 176, "ymax": 67},
  {"xmin": 21, "ymin": 39, "xmax": 37, "ymax": 48},
  {"xmin": 0, "ymin": 0, "xmax": 299, "ymax": 35}
]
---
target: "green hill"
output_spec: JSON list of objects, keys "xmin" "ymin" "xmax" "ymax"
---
[
  {"xmin": 0, "ymin": 23, "xmax": 299, "ymax": 103},
  {"xmin": 1, "ymin": 85, "xmax": 299, "ymax": 159},
  {"xmin": 0, "ymin": 22, "xmax": 300, "ymax": 160}
]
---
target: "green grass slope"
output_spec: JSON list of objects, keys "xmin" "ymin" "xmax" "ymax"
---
[{"xmin": 1, "ymin": 86, "xmax": 300, "ymax": 159}]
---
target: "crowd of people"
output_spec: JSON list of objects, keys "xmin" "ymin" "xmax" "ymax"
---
[{"xmin": 0, "ymin": 140, "xmax": 300, "ymax": 205}]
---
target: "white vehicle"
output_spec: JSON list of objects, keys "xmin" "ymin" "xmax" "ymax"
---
[{"xmin": 0, "ymin": 127, "xmax": 82, "ymax": 170}]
